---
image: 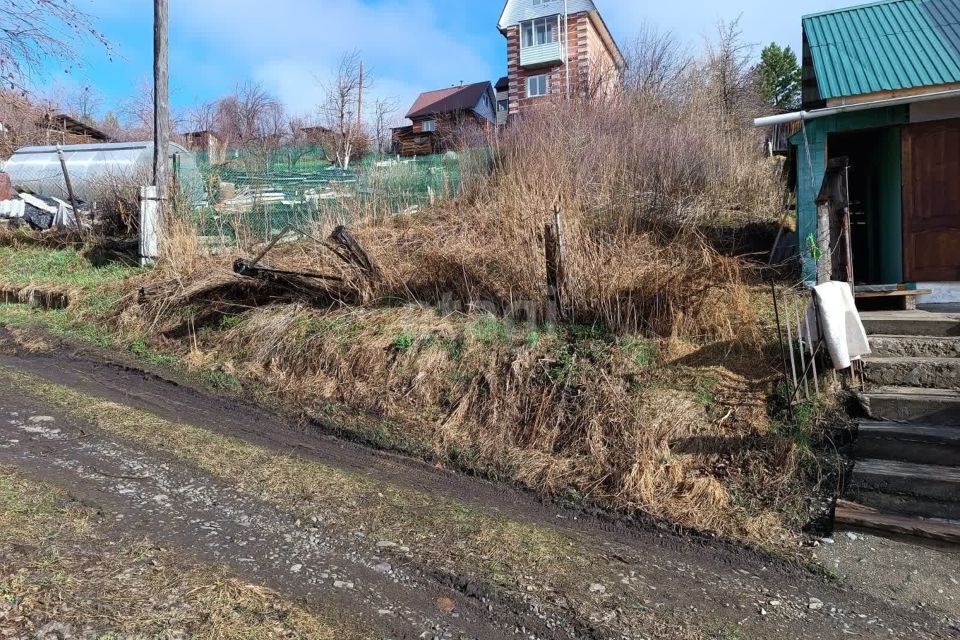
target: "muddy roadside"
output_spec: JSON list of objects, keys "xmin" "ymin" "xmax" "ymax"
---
[{"xmin": 0, "ymin": 328, "xmax": 957, "ymax": 639}]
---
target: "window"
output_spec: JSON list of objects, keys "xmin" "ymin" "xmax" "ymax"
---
[
  {"xmin": 497, "ymin": 99, "xmax": 508, "ymax": 113},
  {"xmin": 520, "ymin": 16, "xmax": 558, "ymax": 48},
  {"xmin": 526, "ymin": 74, "xmax": 549, "ymax": 98},
  {"xmin": 421, "ymin": 119, "xmax": 436, "ymax": 132}
]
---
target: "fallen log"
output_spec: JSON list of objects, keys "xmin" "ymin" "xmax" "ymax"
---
[{"xmin": 324, "ymin": 225, "xmax": 381, "ymax": 282}]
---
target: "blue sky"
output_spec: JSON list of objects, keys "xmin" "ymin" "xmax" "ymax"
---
[{"xmin": 43, "ymin": 0, "xmax": 849, "ymax": 126}]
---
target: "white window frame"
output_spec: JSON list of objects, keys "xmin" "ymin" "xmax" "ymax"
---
[
  {"xmin": 520, "ymin": 16, "xmax": 558, "ymax": 49},
  {"xmin": 526, "ymin": 74, "xmax": 549, "ymax": 98},
  {"xmin": 421, "ymin": 119, "xmax": 436, "ymax": 133}
]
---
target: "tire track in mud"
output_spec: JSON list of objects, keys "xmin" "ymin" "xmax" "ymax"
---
[
  {"xmin": 0, "ymin": 394, "xmax": 580, "ymax": 640},
  {"xmin": 0, "ymin": 332, "xmax": 956, "ymax": 639}
]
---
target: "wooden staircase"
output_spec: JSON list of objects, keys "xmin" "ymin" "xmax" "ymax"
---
[{"xmin": 838, "ymin": 310, "xmax": 960, "ymax": 542}]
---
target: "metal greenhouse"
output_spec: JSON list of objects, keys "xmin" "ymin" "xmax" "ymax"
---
[{"xmin": 1, "ymin": 141, "xmax": 203, "ymax": 204}]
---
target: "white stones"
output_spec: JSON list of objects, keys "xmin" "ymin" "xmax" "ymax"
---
[
  {"xmin": 589, "ymin": 583, "xmax": 606, "ymax": 594},
  {"xmin": 333, "ymin": 580, "xmax": 354, "ymax": 589},
  {"xmin": 290, "ymin": 564, "xmax": 303, "ymax": 573},
  {"xmin": 809, "ymin": 597, "xmax": 824, "ymax": 611}
]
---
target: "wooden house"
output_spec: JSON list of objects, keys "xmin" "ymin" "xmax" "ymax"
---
[
  {"xmin": 498, "ymin": 0, "xmax": 625, "ymax": 119},
  {"xmin": 391, "ymin": 82, "xmax": 496, "ymax": 156},
  {"xmin": 757, "ymin": 0, "xmax": 960, "ymax": 304},
  {"xmin": 183, "ymin": 130, "xmax": 227, "ymax": 165},
  {"xmin": 38, "ymin": 113, "xmax": 110, "ymax": 146}
]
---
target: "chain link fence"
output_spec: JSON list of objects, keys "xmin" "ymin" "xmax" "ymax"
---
[{"xmin": 186, "ymin": 147, "xmax": 473, "ymax": 248}]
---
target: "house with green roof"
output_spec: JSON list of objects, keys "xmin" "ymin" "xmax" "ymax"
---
[{"xmin": 758, "ymin": 0, "xmax": 960, "ymax": 303}]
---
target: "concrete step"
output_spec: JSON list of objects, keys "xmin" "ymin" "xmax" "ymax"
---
[
  {"xmin": 869, "ymin": 334, "xmax": 960, "ymax": 358},
  {"xmin": 860, "ymin": 311, "xmax": 960, "ymax": 337},
  {"xmin": 849, "ymin": 459, "xmax": 960, "ymax": 519},
  {"xmin": 859, "ymin": 386, "xmax": 960, "ymax": 424},
  {"xmin": 863, "ymin": 356, "xmax": 960, "ymax": 389},
  {"xmin": 854, "ymin": 421, "xmax": 960, "ymax": 466}
]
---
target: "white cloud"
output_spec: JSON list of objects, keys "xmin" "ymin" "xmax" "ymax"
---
[{"xmin": 168, "ymin": 0, "xmax": 495, "ymax": 119}]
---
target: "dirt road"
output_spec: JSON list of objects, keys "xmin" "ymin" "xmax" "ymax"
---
[{"xmin": 0, "ymin": 332, "xmax": 957, "ymax": 639}]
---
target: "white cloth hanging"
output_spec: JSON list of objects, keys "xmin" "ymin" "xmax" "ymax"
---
[{"xmin": 803, "ymin": 281, "xmax": 871, "ymax": 370}]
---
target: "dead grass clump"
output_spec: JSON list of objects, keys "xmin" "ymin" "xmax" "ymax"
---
[{"xmin": 143, "ymin": 302, "xmax": 803, "ymax": 545}]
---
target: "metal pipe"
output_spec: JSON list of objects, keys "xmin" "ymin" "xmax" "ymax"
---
[
  {"xmin": 753, "ymin": 87, "xmax": 960, "ymax": 127},
  {"xmin": 564, "ymin": 0, "xmax": 571, "ymax": 101}
]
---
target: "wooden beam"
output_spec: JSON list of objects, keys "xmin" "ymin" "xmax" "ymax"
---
[
  {"xmin": 825, "ymin": 81, "xmax": 960, "ymax": 108},
  {"xmin": 835, "ymin": 500, "xmax": 960, "ymax": 544}
]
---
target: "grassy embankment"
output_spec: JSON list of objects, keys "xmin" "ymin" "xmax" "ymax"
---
[{"xmin": 0, "ymin": 98, "xmax": 844, "ymax": 550}]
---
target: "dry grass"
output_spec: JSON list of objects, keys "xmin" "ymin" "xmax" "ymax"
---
[
  {"xmin": 94, "ymin": 95, "xmax": 821, "ymax": 548},
  {"xmin": 0, "ymin": 369, "xmax": 703, "ymax": 640},
  {"xmin": 0, "ymin": 465, "xmax": 367, "ymax": 639}
]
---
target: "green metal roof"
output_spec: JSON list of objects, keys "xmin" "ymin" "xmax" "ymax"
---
[{"xmin": 803, "ymin": 0, "xmax": 960, "ymax": 100}]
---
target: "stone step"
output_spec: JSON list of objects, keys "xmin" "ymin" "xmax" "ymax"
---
[
  {"xmin": 868, "ymin": 334, "xmax": 960, "ymax": 358},
  {"xmin": 848, "ymin": 458, "xmax": 960, "ymax": 519},
  {"xmin": 860, "ymin": 311, "xmax": 960, "ymax": 337},
  {"xmin": 854, "ymin": 421, "xmax": 960, "ymax": 466},
  {"xmin": 863, "ymin": 356, "xmax": 960, "ymax": 389},
  {"xmin": 859, "ymin": 386, "xmax": 960, "ymax": 424}
]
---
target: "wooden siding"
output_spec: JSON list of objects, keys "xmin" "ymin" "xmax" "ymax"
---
[
  {"xmin": 499, "ymin": 0, "xmax": 596, "ymax": 30},
  {"xmin": 520, "ymin": 40, "xmax": 564, "ymax": 67}
]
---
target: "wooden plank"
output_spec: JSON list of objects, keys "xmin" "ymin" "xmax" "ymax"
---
[
  {"xmin": 835, "ymin": 500, "xmax": 960, "ymax": 544},
  {"xmin": 855, "ymin": 289, "xmax": 933, "ymax": 299}
]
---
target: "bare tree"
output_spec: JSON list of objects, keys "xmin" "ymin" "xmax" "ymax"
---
[
  {"xmin": 705, "ymin": 17, "xmax": 761, "ymax": 122},
  {"xmin": 623, "ymin": 23, "xmax": 691, "ymax": 102},
  {"xmin": 0, "ymin": 1, "xmax": 110, "ymax": 92},
  {"xmin": 215, "ymin": 82, "xmax": 282, "ymax": 150},
  {"xmin": 371, "ymin": 96, "xmax": 398, "ymax": 155},
  {"xmin": 66, "ymin": 85, "xmax": 104, "ymax": 123},
  {"xmin": 120, "ymin": 79, "xmax": 184, "ymax": 142},
  {"xmin": 0, "ymin": 89, "xmax": 46, "ymax": 155},
  {"xmin": 319, "ymin": 51, "xmax": 369, "ymax": 169}
]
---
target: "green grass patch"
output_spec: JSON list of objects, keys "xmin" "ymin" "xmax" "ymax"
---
[{"xmin": 0, "ymin": 247, "xmax": 140, "ymax": 292}]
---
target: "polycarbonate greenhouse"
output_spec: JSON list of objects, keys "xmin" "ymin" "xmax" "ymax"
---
[{"xmin": 1, "ymin": 141, "xmax": 203, "ymax": 204}]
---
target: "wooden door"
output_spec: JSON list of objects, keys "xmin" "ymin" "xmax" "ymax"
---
[{"xmin": 903, "ymin": 119, "xmax": 960, "ymax": 281}]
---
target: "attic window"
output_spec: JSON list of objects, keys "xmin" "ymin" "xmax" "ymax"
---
[{"xmin": 521, "ymin": 16, "xmax": 558, "ymax": 48}]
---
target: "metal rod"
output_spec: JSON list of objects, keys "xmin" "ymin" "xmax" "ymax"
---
[
  {"xmin": 770, "ymin": 281, "xmax": 791, "ymax": 392},
  {"xmin": 793, "ymin": 296, "xmax": 810, "ymax": 400},
  {"xmin": 783, "ymin": 290, "xmax": 799, "ymax": 397},
  {"xmin": 56, "ymin": 145, "xmax": 82, "ymax": 232},
  {"xmin": 249, "ymin": 224, "xmax": 294, "ymax": 269},
  {"xmin": 810, "ymin": 290, "xmax": 824, "ymax": 395}
]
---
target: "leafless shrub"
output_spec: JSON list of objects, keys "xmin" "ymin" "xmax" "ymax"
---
[
  {"xmin": 0, "ymin": 0, "xmax": 110, "ymax": 92},
  {"xmin": 318, "ymin": 51, "xmax": 370, "ymax": 169},
  {"xmin": 622, "ymin": 23, "xmax": 691, "ymax": 104}
]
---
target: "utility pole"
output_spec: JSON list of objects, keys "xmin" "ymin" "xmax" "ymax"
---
[
  {"xmin": 357, "ymin": 59, "xmax": 364, "ymax": 128},
  {"xmin": 142, "ymin": 0, "xmax": 169, "ymax": 266},
  {"xmin": 153, "ymin": 0, "xmax": 170, "ymax": 214}
]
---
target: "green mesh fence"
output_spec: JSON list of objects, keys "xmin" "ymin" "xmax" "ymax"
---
[{"xmin": 186, "ymin": 147, "xmax": 474, "ymax": 246}]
